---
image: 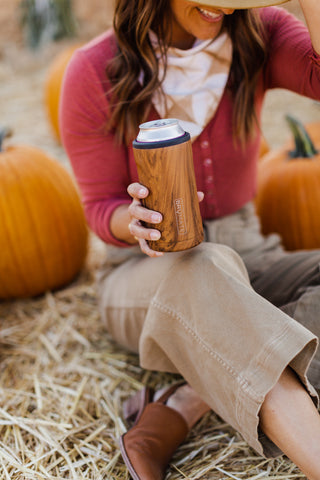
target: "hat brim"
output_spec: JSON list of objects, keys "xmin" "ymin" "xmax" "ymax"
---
[{"xmin": 192, "ymin": 0, "xmax": 288, "ymax": 8}]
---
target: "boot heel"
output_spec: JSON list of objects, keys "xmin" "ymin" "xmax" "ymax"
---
[{"xmin": 123, "ymin": 386, "xmax": 154, "ymax": 424}]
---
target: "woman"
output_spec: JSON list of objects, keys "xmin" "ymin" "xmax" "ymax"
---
[{"xmin": 60, "ymin": 0, "xmax": 320, "ymax": 478}]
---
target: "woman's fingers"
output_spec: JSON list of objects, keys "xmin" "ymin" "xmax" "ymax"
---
[
  {"xmin": 138, "ymin": 238, "xmax": 164, "ymax": 257},
  {"xmin": 128, "ymin": 219, "xmax": 164, "ymax": 257},
  {"xmin": 127, "ymin": 182, "xmax": 165, "ymax": 257},
  {"xmin": 128, "ymin": 219, "xmax": 161, "ymax": 242},
  {"xmin": 197, "ymin": 191, "xmax": 204, "ymax": 202},
  {"xmin": 128, "ymin": 199, "xmax": 162, "ymax": 225},
  {"xmin": 127, "ymin": 182, "xmax": 149, "ymax": 200},
  {"xmin": 128, "ymin": 184, "xmax": 204, "ymax": 204}
]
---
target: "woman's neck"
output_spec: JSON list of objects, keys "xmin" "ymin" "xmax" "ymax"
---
[{"xmin": 169, "ymin": 22, "xmax": 196, "ymax": 50}]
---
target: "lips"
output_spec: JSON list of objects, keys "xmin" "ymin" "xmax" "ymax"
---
[{"xmin": 196, "ymin": 6, "xmax": 224, "ymax": 23}]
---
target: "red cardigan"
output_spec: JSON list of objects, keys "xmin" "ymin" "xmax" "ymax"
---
[{"xmin": 60, "ymin": 7, "xmax": 320, "ymax": 247}]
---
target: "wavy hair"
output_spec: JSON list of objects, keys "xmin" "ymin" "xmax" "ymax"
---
[{"xmin": 106, "ymin": 1, "xmax": 267, "ymax": 144}]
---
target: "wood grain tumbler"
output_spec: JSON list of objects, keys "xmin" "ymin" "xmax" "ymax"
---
[{"xmin": 132, "ymin": 119, "xmax": 204, "ymax": 252}]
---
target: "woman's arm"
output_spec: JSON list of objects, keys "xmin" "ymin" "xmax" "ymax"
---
[
  {"xmin": 299, "ymin": 0, "xmax": 320, "ymax": 54},
  {"xmin": 60, "ymin": 45, "xmax": 164, "ymax": 253},
  {"xmin": 60, "ymin": 46, "xmax": 134, "ymax": 247},
  {"xmin": 262, "ymin": 6, "xmax": 320, "ymax": 97}
]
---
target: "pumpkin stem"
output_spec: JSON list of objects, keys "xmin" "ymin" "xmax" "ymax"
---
[
  {"xmin": 286, "ymin": 114, "xmax": 318, "ymax": 159},
  {"xmin": 0, "ymin": 128, "xmax": 13, "ymax": 152}
]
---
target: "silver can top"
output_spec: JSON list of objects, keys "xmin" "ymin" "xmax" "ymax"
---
[{"xmin": 136, "ymin": 119, "xmax": 185, "ymax": 143}]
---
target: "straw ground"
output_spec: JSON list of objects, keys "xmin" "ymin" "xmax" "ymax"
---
[{"xmin": 0, "ymin": 240, "xmax": 308, "ymax": 479}]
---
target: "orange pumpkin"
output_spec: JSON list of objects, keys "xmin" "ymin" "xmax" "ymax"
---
[
  {"xmin": 0, "ymin": 128, "xmax": 88, "ymax": 298},
  {"xmin": 44, "ymin": 44, "xmax": 80, "ymax": 141},
  {"xmin": 256, "ymin": 115, "xmax": 320, "ymax": 251}
]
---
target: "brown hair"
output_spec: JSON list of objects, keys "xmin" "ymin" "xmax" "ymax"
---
[
  {"xmin": 106, "ymin": 1, "xmax": 267, "ymax": 144},
  {"xmin": 224, "ymin": 9, "xmax": 267, "ymax": 142}
]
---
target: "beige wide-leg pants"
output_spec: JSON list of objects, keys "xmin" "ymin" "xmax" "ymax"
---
[{"xmin": 97, "ymin": 202, "xmax": 319, "ymax": 457}]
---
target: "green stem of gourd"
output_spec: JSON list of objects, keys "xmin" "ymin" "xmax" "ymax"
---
[
  {"xmin": 0, "ymin": 128, "xmax": 13, "ymax": 152},
  {"xmin": 286, "ymin": 114, "xmax": 318, "ymax": 159}
]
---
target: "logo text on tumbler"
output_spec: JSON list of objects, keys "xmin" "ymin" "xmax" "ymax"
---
[{"xmin": 174, "ymin": 198, "xmax": 187, "ymax": 235}]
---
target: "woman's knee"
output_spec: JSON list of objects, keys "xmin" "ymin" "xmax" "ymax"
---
[{"xmin": 168, "ymin": 242, "xmax": 250, "ymax": 284}]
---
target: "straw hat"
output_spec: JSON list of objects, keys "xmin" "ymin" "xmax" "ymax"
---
[{"xmin": 193, "ymin": 0, "xmax": 288, "ymax": 7}]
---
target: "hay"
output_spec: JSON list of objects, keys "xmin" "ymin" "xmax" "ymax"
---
[{"xmin": 0, "ymin": 235, "xmax": 307, "ymax": 479}]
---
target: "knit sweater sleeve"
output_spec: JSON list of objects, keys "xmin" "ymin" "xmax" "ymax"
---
[
  {"xmin": 262, "ymin": 7, "xmax": 320, "ymax": 99},
  {"xmin": 59, "ymin": 42, "xmax": 132, "ymax": 247}
]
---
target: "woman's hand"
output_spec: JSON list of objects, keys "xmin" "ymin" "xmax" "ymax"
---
[
  {"xmin": 127, "ymin": 182, "xmax": 164, "ymax": 258},
  {"xmin": 127, "ymin": 182, "xmax": 204, "ymax": 258}
]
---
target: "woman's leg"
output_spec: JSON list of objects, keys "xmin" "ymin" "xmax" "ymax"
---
[
  {"xmin": 99, "ymin": 242, "xmax": 317, "ymax": 459},
  {"xmin": 259, "ymin": 367, "xmax": 320, "ymax": 480},
  {"xmin": 168, "ymin": 368, "xmax": 320, "ymax": 480},
  {"xmin": 204, "ymin": 203, "xmax": 320, "ymax": 391},
  {"xmin": 221, "ymin": 204, "xmax": 320, "ymax": 390},
  {"xmin": 159, "ymin": 383, "xmax": 211, "ymax": 429},
  {"xmin": 243, "ymin": 248, "xmax": 320, "ymax": 390}
]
